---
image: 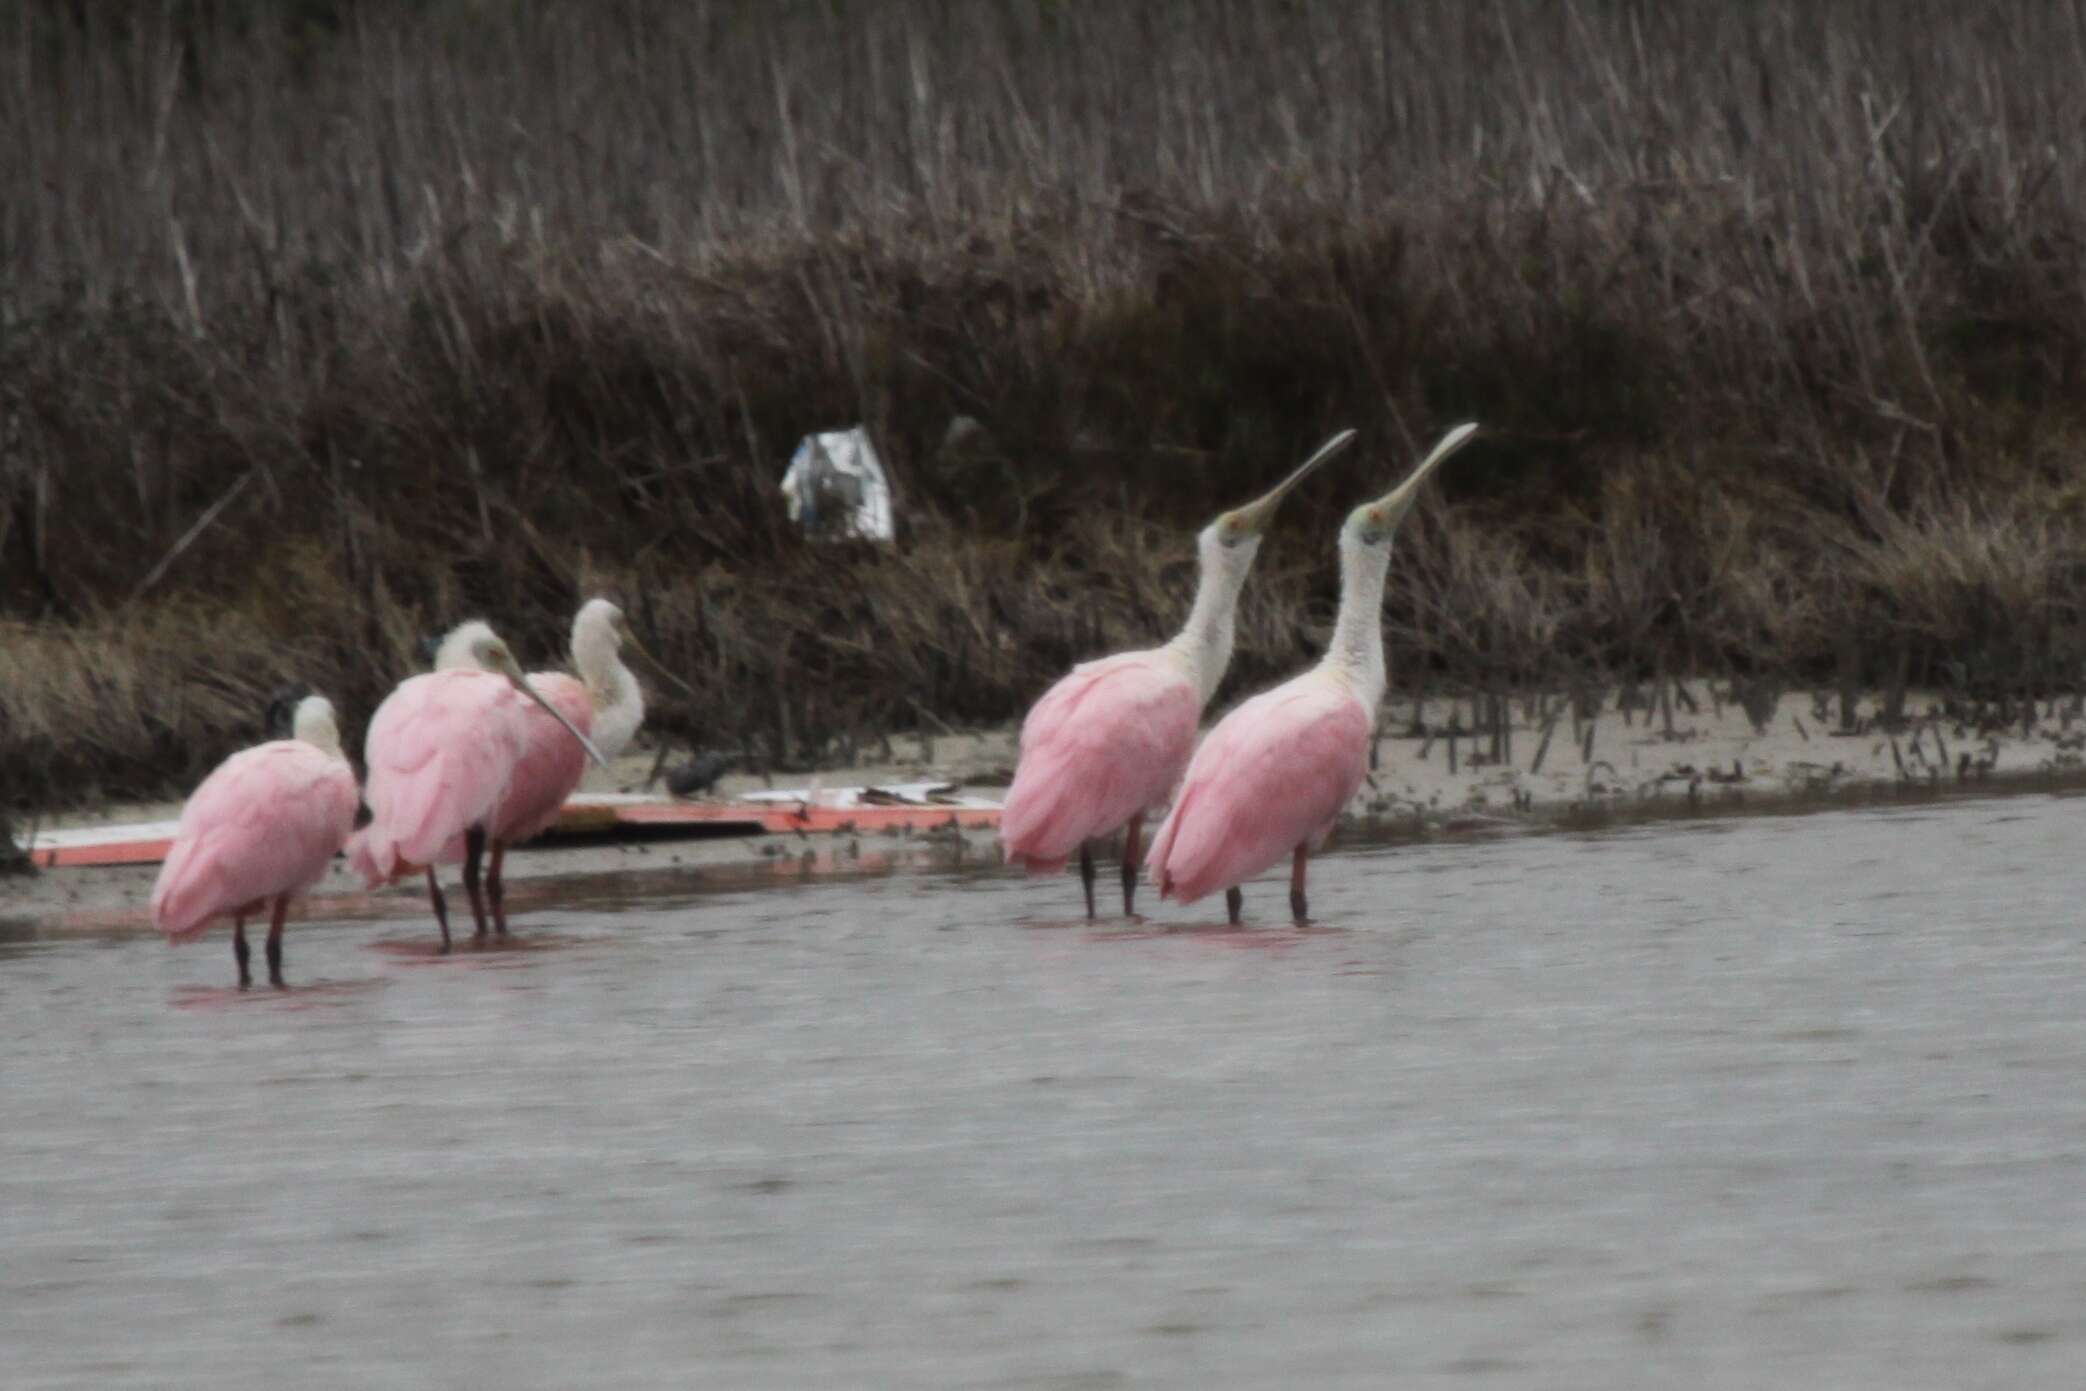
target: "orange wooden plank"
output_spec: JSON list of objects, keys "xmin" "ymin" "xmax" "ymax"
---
[
  {"xmin": 34, "ymin": 836, "xmax": 177, "ymax": 870},
  {"xmin": 30, "ymin": 796, "xmax": 1002, "ymax": 869},
  {"xmin": 600, "ymin": 802, "xmax": 998, "ymax": 834}
]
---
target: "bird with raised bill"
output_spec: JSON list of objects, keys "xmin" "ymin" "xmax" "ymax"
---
[
  {"xmin": 151, "ymin": 694, "xmax": 361, "ymax": 987},
  {"xmin": 348, "ymin": 622, "xmax": 607, "ymax": 949},
  {"xmin": 999, "ymin": 429, "xmax": 1356, "ymax": 918},
  {"xmin": 1147, "ymin": 423, "xmax": 1478, "ymax": 924}
]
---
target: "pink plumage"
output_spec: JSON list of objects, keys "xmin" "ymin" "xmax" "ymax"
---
[
  {"xmin": 151, "ymin": 739, "xmax": 359, "ymax": 940},
  {"xmin": 351, "ymin": 669, "xmax": 529, "ymax": 886},
  {"xmin": 438, "ymin": 671, "xmax": 593, "ymax": 855},
  {"xmin": 998, "ymin": 652, "xmax": 1202, "ymax": 874},
  {"xmin": 1147, "ymin": 675, "xmax": 1373, "ymax": 905}
]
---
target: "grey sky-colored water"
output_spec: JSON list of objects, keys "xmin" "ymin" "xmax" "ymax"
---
[{"xmin": 4, "ymin": 791, "xmax": 2085, "ymax": 1388}]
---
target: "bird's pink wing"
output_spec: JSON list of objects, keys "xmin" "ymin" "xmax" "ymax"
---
[
  {"xmin": 1148, "ymin": 677, "xmax": 1372, "ymax": 904},
  {"xmin": 487, "ymin": 673, "xmax": 593, "ymax": 846},
  {"xmin": 151, "ymin": 742, "xmax": 359, "ymax": 939},
  {"xmin": 998, "ymin": 653, "xmax": 1201, "ymax": 871},
  {"xmin": 357, "ymin": 671, "xmax": 520, "ymax": 880}
]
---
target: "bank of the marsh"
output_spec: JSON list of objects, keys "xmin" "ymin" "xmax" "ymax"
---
[{"xmin": 14, "ymin": 685, "xmax": 2086, "ymax": 929}]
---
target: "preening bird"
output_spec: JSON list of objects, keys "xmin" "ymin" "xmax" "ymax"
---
[
  {"xmin": 1147, "ymin": 423, "xmax": 1478, "ymax": 924},
  {"xmin": 998, "ymin": 429, "xmax": 1356, "ymax": 917},
  {"xmin": 151, "ymin": 694, "xmax": 361, "ymax": 987},
  {"xmin": 426, "ymin": 599, "xmax": 648, "ymax": 933},
  {"xmin": 348, "ymin": 622, "xmax": 606, "ymax": 949}
]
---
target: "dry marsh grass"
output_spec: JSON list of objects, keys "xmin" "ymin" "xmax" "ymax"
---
[{"xmin": 8, "ymin": 1, "xmax": 2086, "ymax": 806}]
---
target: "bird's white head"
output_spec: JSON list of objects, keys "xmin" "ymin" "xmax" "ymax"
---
[
  {"xmin": 570, "ymin": 596, "xmax": 650, "ymax": 760},
  {"xmin": 432, "ymin": 619, "xmax": 501, "ymax": 672},
  {"xmin": 1341, "ymin": 422, "xmax": 1478, "ymax": 553},
  {"xmin": 454, "ymin": 621, "xmax": 614, "ymax": 772},
  {"xmin": 1317, "ymin": 423, "xmax": 1479, "ymax": 699},
  {"xmin": 290, "ymin": 694, "xmax": 345, "ymax": 757},
  {"xmin": 1195, "ymin": 427, "xmax": 1357, "ymax": 573},
  {"xmin": 572, "ymin": 597, "xmax": 630, "ymax": 664},
  {"xmin": 1168, "ymin": 429, "xmax": 1356, "ymax": 701}
]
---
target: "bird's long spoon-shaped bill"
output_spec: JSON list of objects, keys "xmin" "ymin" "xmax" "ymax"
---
[
  {"xmin": 617, "ymin": 624, "xmax": 703, "ymax": 702},
  {"xmin": 1366, "ymin": 422, "xmax": 1479, "ymax": 527},
  {"xmin": 511, "ymin": 672, "xmax": 612, "ymax": 770},
  {"xmin": 1230, "ymin": 427, "xmax": 1358, "ymax": 534}
]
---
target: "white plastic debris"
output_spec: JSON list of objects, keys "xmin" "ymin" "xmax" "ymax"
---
[{"xmin": 780, "ymin": 427, "xmax": 895, "ymax": 542}]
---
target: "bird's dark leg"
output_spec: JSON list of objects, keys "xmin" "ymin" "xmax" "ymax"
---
[
  {"xmin": 462, "ymin": 826, "xmax": 490, "ymax": 940},
  {"xmin": 1079, "ymin": 844, "xmax": 1097, "ymax": 919},
  {"xmin": 233, "ymin": 916, "xmax": 252, "ymax": 989},
  {"xmin": 1120, "ymin": 814, "xmax": 1143, "ymax": 917},
  {"xmin": 1225, "ymin": 887, "xmax": 1243, "ymax": 926},
  {"xmin": 1289, "ymin": 845, "xmax": 1309, "ymax": 924},
  {"xmin": 487, "ymin": 842, "xmax": 508, "ymax": 936},
  {"xmin": 265, "ymin": 897, "xmax": 288, "ymax": 988},
  {"xmin": 426, "ymin": 868, "xmax": 453, "ymax": 953}
]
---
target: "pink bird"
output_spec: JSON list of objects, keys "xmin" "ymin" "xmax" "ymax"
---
[
  {"xmin": 1000, "ymin": 430, "xmax": 1355, "ymax": 917},
  {"xmin": 348, "ymin": 623, "xmax": 605, "ymax": 949},
  {"xmin": 1148, "ymin": 423, "xmax": 1478, "ymax": 924},
  {"xmin": 151, "ymin": 694, "xmax": 361, "ymax": 987},
  {"xmin": 427, "ymin": 599, "xmax": 646, "ymax": 934}
]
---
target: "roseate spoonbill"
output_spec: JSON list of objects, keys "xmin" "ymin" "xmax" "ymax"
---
[
  {"xmin": 1148, "ymin": 422, "xmax": 1478, "ymax": 924},
  {"xmin": 350, "ymin": 623, "xmax": 606, "ymax": 949},
  {"xmin": 1000, "ymin": 429, "xmax": 1356, "ymax": 918},
  {"xmin": 151, "ymin": 694, "xmax": 360, "ymax": 987},
  {"xmin": 428, "ymin": 599, "xmax": 648, "ymax": 933}
]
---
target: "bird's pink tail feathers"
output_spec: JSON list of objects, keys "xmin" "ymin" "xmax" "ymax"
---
[
  {"xmin": 343, "ymin": 825, "xmax": 395, "ymax": 886},
  {"xmin": 151, "ymin": 837, "xmax": 222, "ymax": 940},
  {"xmin": 1144, "ymin": 798, "xmax": 1188, "ymax": 903},
  {"xmin": 998, "ymin": 741, "xmax": 1129, "ymax": 872},
  {"xmin": 150, "ymin": 834, "xmax": 267, "ymax": 940},
  {"xmin": 361, "ymin": 754, "xmax": 498, "ymax": 883}
]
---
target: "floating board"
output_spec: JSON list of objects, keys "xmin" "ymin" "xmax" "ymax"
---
[{"xmin": 22, "ymin": 784, "xmax": 1004, "ymax": 870}]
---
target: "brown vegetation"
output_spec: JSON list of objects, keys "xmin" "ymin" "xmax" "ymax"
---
[{"xmin": 7, "ymin": 1, "xmax": 2086, "ymax": 808}]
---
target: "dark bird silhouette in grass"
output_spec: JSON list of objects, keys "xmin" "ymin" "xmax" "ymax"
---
[
  {"xmin": 667, "ymin": 751, "xmax": 735, "ymax": 798},
  {"xmin": 263, "ymin": 682, "xmax": 315, "ymax": 740}
]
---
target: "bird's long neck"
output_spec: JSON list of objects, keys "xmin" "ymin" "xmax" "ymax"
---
[
  {"xmin": 1317, "ymin": 536, "xmax": 1391, "ymax": 713},
  {"xmin": 291, "ymin": 703, "xmax": 345, "ymax": 759},
  {"xmin": 1162, "ymin": 551, "xmax": 1251, "ymax": 706},
  {"xmin": 573, "ymin": 630, "xmax": 643, "ymax": 759}
]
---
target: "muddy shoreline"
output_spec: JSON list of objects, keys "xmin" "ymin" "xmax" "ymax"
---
[{"xmin": 9, "ymin": 688, "xmax": 2083, "ymax": 934}]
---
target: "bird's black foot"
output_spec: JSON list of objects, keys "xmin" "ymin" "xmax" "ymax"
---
[
  {"xmin": 1079, "ymin": 845, "xmax": 1098, "ymax": 920},
  {"xmin": 1225, "ymin": 887, "xmax": 1243, "ymax": 925},
  {"xmin": 461, "ymin": 826, "xmax": 490, "ymax": 938},
  {"xmin": 1290, "ymin": 887, "xmax": 1308, "ymax": 923},
  {"xmin": 233, "ymin": 922, "xmax": 252, "ymax": 989},
  {"xmin": 427, "ymin": 869, "xmax": 453, "ymax": 953},
  {"xmin": 1120, "ymin": 815, "xmax": 1144, "ymax": 918}
]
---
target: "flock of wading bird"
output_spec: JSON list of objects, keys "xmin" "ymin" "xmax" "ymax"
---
[{"xmin": 150, "ymin": 422, "xmax": 1478, "ymax": 986}]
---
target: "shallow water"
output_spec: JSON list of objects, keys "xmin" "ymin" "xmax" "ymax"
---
[{"xmin": 5, "ymin": 793, "xmax": 2086, "ymax": 1388}]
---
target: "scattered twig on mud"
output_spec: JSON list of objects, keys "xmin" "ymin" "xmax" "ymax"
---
[{"xmin": 1529, "ymin": 709, "xmax": 1562, "ymax": 775}]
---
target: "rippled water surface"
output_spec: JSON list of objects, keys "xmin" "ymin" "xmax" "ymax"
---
[{"xmin": 6, "ymin": 793, "xmax": 2086, "ymax": 1388}]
